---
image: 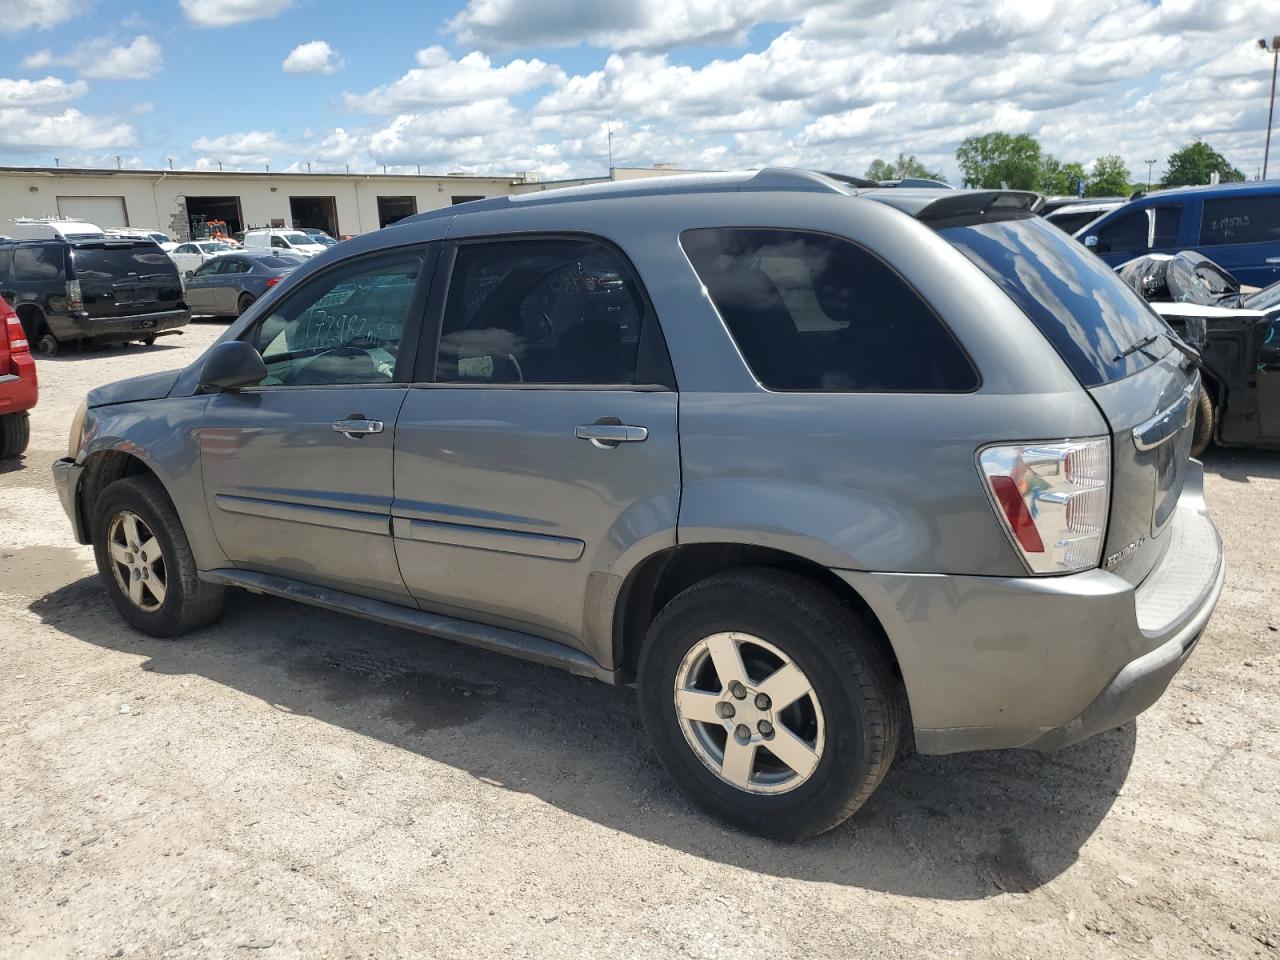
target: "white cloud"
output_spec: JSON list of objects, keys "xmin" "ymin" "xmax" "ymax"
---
[
  {"xmin": 180, "ymin": 0, "xmax": 294, "ymax": 28},
  {"xmin": 343, "ymin": 47, "xmax": 564, "ymax": 112},
  {"xmin": 282, "ymin": 40, "xmax": 344, "ymax": 74},
  {"xmin": 191, "ymin": 130, "xmax": 290, "ymax": 165},
  {"xmin": 1, "ymin": 0, "xmax": 88, "ymax": 32},
  {"xmin": 0, "ymin": 107, "xmax": 134, "ymax": 151},
  {"xmin": 82, "ymin": 36, "xmax": 164, "ymax": 79},
  {"xmin": 0, "ymin": 76, "xmax": 88, "ymax": 107},
  {"xmin": 21, "ymin": 36, "xmax": 164, "ymax": 80}
]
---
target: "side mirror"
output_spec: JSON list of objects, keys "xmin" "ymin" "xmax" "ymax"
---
[
  {"xmin": 184, "ymin": 270, "xmax": 194, "ymax": 279},
  {"xmin": 199, "ymin": 340, "xmax": 266, "ymax": 393}
]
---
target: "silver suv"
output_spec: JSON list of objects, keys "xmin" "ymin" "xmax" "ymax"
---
[{"xmin": 53, "ymin": 170, "xmax": 1224, "ymax": 837}]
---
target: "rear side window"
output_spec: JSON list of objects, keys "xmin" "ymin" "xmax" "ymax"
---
[
  {"xmin": 1151, "ymin": 204, "xmax": 1182, "ymax": 248},
  {"xmin": 1199, "ymin": 194, "xmax": 1280, "ymax": 246},
  {"xmin": 681, "ymin": 228, "xmax": 977, "ymax": 392},
  {"xmin": 940, "ymin": 217, "xmax": 1172, "ymax": 387},
  {"xmin": 13, "ymin": 244, "xmax": 64, "ymax": 282}
]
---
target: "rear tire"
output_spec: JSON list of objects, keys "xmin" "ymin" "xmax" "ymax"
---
[
  {"xmin": 0, "ymin": 412, "xmax": 30, "ymax": 459},
  {"xmin": 91, "ymin": 475, "xmax": 226, "ymax": 637},
  {"xmin": 36, "ymin": 333, "xmax": 58, "ymax": 356},
  {"xmin": 637, "ymin": 568, "xmax": 900, "ymax": 838},
  {"xmin": 143, "ymin": 335, "xmax": 157, "ymax": 346},
  {"xmin": 236, "ymin": 293, "xmax": 255, "ymax": 316},
  {"xmin": 1191, "ymin": 384, "xmax": 1214, "ymax": 458}
]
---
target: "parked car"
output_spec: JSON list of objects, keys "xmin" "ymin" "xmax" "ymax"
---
[
  {"xmin": 242, "ymin": 228, "xmax": 327, "ymax": 258},
  {"xmin": 0, "ymin": 295, "xmax": 36, "ymax": 458},
  {"xmin": 1117, "ymin": 250, "xmax": 1280, "ymax": 453},
  {"xmin": 183, "ymin": 250, "xmax": 305, "ymax": 317},
  {"xmin": 0, "ymin": 236, "xmax": 189, "ymax": 355},
  {"xmin": 300, "ymin": 228, "xmax": 338, "ymax": 248},
  {"xmin": 52, "ymin": 169, "xmax": 1222, "ymax": 838},
  {"xmin": 7, "ymin": 218, "xmax": 105, "ymax": 241},
  {"xmin": 876, "ymin": 178, "xmax": 953, "ymax": 189},
  {"xmin": 1042, "ymin": 198, "xmax": 1124, "ymax": 234},
  {"xmin": 1077, "ymin": 180, "xmax": 1280, "ymax": 287},
  {"xmin": 170, "ymin": 240, "xmax": 233, "ymax": 275},
  {"xmin": 108, "ymin": 228, "xmax": 178, "ymax": 253}
]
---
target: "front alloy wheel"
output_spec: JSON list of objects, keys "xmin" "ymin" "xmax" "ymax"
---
[
  {"xmin": 106, "ymin": 510, "xmax": 167, "ymax": 611},
  {"xmin": 673, "ymin": 632, "xmax": 824, "ymax": 794}
]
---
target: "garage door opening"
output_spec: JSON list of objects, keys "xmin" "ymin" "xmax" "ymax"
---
[
  {"xmin": 185, "ymin": 196, "xmax": 244, "ymax": 240},
  {"xmin": 377, "ymin": 196, "xmax": 417, "ymax": 229},
  {"xmin": 290, "ymin": 196, "xmax": 339, "ymax": 238},
  {"xmin": 57, "ymin": 196, "xmax": 128, "ymax": 228}
]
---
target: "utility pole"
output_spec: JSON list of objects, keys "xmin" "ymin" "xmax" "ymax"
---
[
  {"xmin": 1262, "ymin": 36, "xmax": 1280, "ymax": 179},
  {"xmin": 1145, "ymin": 158, "xmax": 1156, "ymax": 188},
  {"xmin": 607, "ymin": 118, "xmax": 614, "ymax": 171}
]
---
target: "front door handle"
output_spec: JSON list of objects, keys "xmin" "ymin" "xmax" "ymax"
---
[
  {"xmin": 332, "ymin": 417, "xmax": 384, "ymax": 438},
  {"xmin": 575, "ymin": 423, "xmax": 648, "ymax": 448},
  {"xmin": 1267, "ymin": 257, "xmax": 1280, "ymax": 264}
]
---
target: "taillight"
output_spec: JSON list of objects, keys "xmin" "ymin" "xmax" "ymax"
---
[
  {"xmin": 1, "ymin": 300, "xmax": 26, "ymax": 354},
  {"xmin": 977, "ymin": 438, "xmax": 1110, "ymax": 575},
  {"xmin": 265, "ymin": 276, "xmax": 282, "ymax": 288},
  {"xmin": 66, "ymin": 279, "xmax": 83, "ymax": 311}
]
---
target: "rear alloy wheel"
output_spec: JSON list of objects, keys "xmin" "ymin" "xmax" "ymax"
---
[
  {"xmin": 639, "ymin": 568, "xmax": 900, "ymax": 838},
  {"xmin": 237, "ymin": 293, "xmax": 255, "ymax": 316},
  {"xmin": 0, "ymin": 411, "xmax": 30, "ymax": 459},
  {"xmin": 92, "ymin": 475, "xmax": 225, "ymax": 637},
  {"xmin": 36, "ymin": 333, "xmax": 58, "ymax": 356}
]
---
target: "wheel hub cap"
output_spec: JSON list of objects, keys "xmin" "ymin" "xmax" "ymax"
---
[
  {"xmin": 673, "ymin": 632, "xmax": 825, "ymax": 795},
  {"xmin": 107, "ymin": 511, "xmax": 167, "ymax": 613}
]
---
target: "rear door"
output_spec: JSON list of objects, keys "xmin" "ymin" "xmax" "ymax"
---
[
  {"xmin": 1194, "ymin": 192, "xmax": 1280, "ymax": 287},
  {"xmin": 69, "ymin": 240, "xmax": 182, "ymax": 319},
  {"xmin": 199, "ymin": 246, "xmax": 434, "ymax": 604},
  {"xmin": 391, "ymin": 236, "xmax": 680, "ymax": 655},
  {"xmin": 942, "ymin": 216, "xmax": 1198, "ymax": 585}
]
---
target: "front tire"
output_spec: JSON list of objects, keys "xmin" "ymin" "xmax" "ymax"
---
[
  {"xmin": 638, "ymin": 568, "xmax": 900, "ymax": 838},
  {"xmin": 0, "ymin": 411, "xmax": 30, "ymax": 459},
  {"xmin": 91, "ymin": 476, "xmax": 226, "ymax": 637},
  {"xmin": 1191, "ymin": 384, "xmax": 1214, "ymax": 458}
]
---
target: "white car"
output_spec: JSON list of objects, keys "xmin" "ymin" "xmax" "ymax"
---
[
  {"xmin": 242, "ymin": 228, "xmax": 327, "ymax": 258},
  {"xmin": 108, "ymin": 228, "xmax": 179, "ymax": 253},
  {"xmin": 171, "ymin": 240, "xmax": 234, "ymax": 276}
]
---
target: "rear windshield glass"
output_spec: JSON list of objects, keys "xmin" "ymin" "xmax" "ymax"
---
[
  {"xmin": 71, "ymin": 243, "xmax": 178, "ymax": 281},
  {"xmin": 939, "ymin": 217, "xmax": 1171, "ymax": 387},
  {"xmin": 255, "ymin": 255, "xmax": 303, "ymax": 268}
]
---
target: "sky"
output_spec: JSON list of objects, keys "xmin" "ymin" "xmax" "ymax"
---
[{"xmin": 0, "ymin": 0, "xmax": 1277, "ymax": 184}]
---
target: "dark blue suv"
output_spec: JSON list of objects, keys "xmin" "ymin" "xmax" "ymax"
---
[{"xmin": 1076, "ymin": 181, "xmax": 1280, "ymax": 287}]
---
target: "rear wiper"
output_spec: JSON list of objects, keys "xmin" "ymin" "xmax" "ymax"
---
[{"xmin": 1114, "ymin": 334, "xmax": 1159, "ymax": 362}]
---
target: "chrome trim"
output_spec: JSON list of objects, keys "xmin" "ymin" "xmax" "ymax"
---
[
  {"xmin": 1132, "ymin": 378, "xmax": 1197, "ymax": 452},
  {"xmin": 575, "ymin": 423, "xmax": 648, "ymax": 448},
  {"xmin": 332, "ymin": 418, "xmax": 384, "ymax": 436},
  {"xmin": 391, "ymin": 515, "xmax": 585, "ymax": 561},
  {"xmin": 214, "ymin": 493, "xmax": 389, "ymax": 535}
]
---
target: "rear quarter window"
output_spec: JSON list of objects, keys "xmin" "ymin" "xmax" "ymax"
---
[
  {"xmin": 940, "ymin": 216, "xmax": 1172, "ymax": 387},
  {"xmin": 12, "ymin": 244, "xmax": 64, "ymax": 282},
  {"xmin": 1199, "ymin": 194, "xmax": 1280, "ymax": 246},
  {"xmin": 681, "ymin": 228, "xmax": 978, "ymax": 392}
]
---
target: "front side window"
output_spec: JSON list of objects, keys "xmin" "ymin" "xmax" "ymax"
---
[
  {"xmin": 436, "ymin": 237, "xmax": 652, "ymax": 385},
  {"xmin": 1092, "ymin": 209, "xmax": 1148, "ymax": 254},
  {"xmin": 1151, "ymin": 204, "xmax": 1183, "ymax": 248},
  {"xmin": 176, "ymin": 244, "xmax": 196, "ymax": 255},
  {"xmin": 1199, "ymin": 194, "xmax": 1280, "ymax": 246},
  {"xmin": 251, "ymin": 252, "xmax": 424, "ymax": 386},
  {"xmin": 681, "ymin": 228, "xmax": 977, "ymax": 392},
  {"xmin": 220, "ymin": 260, "xmax": 250, "ymax": 275},
  {"xmin": 192, "ymin": 260, "xmax": 222, "ymax": 278}
]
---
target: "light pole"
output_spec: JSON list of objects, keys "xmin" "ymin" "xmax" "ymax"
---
[
  {"xmin": 1145, "ymin": 158, "xmax": 1156, "ymax": 188},
  {"xmin": 1261, "ymin": 36, "xmax": 1280, "ymax": 179}
]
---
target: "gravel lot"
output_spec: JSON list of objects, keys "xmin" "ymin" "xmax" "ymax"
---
[{"xmin": 1, "ymin": 321, "xmax": 1277, "ymax": 959}]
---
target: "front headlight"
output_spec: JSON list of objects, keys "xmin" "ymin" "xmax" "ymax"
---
[{"xmin": 68, "ymin": 399, "xmax": 88, "ymax": 460}]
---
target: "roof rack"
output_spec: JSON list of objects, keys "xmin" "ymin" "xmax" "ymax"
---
[{"xmin": 399, "ymin": 167, "xmax": 856, "ymax": 225}]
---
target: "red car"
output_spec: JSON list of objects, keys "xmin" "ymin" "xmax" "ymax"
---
[{"xmin": 0, "ymin": 296, "xmax": 36, "ymax": 458}]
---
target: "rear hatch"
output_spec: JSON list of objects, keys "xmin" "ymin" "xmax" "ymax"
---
[
  {"xmin": 69, "ymin": 240, "xmax": 184, "ymax": 319},
  {"xmin": 906, "ymin": 199, "xmax": 1199, "ymax": 586}
]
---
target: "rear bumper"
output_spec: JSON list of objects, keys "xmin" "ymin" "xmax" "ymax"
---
[
  {"xmin": 839, "ymin": 459, "xmax": 1224, "ymax": 755},
  {"xmin": 56, "ymin": 309, "xmax": 190, "ymax": 341},
  {"xmin": 52, "ymin": 456, "xmax": 89, "ymax": 544}
]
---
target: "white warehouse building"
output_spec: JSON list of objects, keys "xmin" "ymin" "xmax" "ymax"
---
[{"xmin": 0, "ymin": 164, "xmax": 697, "ymax": 240}]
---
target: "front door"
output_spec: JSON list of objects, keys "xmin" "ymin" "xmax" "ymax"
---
[
  {"xmin": 184, "ymin": 258, "xmax": 222, "ymax": 313},
  {"xmin": 392, "ymin": 236, "xmax": 680, "ymax": 657},
  {"xmin": 199, "ymin": 246, "xmax": 433, "ymax": 604}
]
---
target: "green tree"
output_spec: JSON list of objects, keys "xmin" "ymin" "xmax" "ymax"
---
[
  {"xmin": 955, "ymin": 131, "xmax": 1042, "ymax": 189},
  {"xmin": 1086, "ymin": 154, "xmax": 1131, "ymax": 197},
  {"xmin": 864, "ymin": 153, "xmax": 947, "ymax": 183},
  {"xmin": 1038, "ymin": 155, "xmax": 1087, "ymax": 195},
  {"xmin": 1159, "ymin": 140, "xmax": 1245, "ymax": 188}
]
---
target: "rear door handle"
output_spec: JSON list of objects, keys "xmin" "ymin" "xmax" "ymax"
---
[
  {"xmin": 1266, "ymin": 257, "xmax": 1280, "ymax": 264},
  {"xmin": 332, "ymin": 418, "xmax": 384, "ymax": 438},
  {"xmin": 575, "ymin": 423, "xmax": 648, "ymax": 448}
]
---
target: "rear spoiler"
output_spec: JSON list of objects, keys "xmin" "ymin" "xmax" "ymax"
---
[{"xmin": 865, "ymin": 189, "xmax": 1044, "ymax": 227}]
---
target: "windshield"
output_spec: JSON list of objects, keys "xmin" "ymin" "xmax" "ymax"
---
[
  {"xmin": 310, "ymin": 234, "xmax": 337, "ymax": 245},
  {"xmin": 940, "ymin": 216, "xmax": 1172, "ymax": 387},
  {"xmin": 149, "ymin": 233, "xmax": 172, "ymax": 244},
  {"xmin": 255, "ymin": 255, "xmax": 304, "ymax": 268},
  {"xmin": 201, "ymin": 242, "xmax": 231, "ymax": 252},
  {"xmin": 71, "ymin": 243, "xmax": 178, "ymax": 280},
  {"xmin": 1243, "ymin": 279, "xmax": 1280, "ymax": 311},
  {"xmin": 281, "ymin": 232, "xmax": 314, "ymax": 246}
]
